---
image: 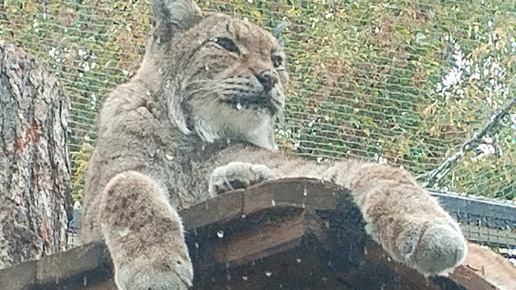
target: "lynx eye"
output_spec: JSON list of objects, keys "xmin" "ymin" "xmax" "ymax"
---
[
  {"xmin": 272, "ymin": 55, "xmax": 284, "ymax": 68},
  {"xmin": 210, "ymin": 37, "xmax": 239, "ymax": 54}
]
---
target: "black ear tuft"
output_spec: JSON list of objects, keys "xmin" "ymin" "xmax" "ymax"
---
[
  {"xmin": 151, "ymin": 0, "xmax": 203, "ymax": 43},
  {"xmin": 272, "ymin": 19, "xmax": 289, "ymax": 45}
]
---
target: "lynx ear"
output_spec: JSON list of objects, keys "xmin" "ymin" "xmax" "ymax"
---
[{"xmin": 151, "ymin": 0, "xmax": 203, "ymax": 43}]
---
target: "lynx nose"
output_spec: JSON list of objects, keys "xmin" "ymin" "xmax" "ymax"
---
[{"xmin": 255, "ymin": 69, "xmax": 278, "ymax": 92}]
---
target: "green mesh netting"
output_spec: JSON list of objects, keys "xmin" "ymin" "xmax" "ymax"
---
[{"xmin": 1, "ymin": 0, "xmax": 514, "ymax": 202}]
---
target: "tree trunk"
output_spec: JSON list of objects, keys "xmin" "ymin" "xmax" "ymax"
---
[{"xmin": 0, "ymin": 43, "xmax": 72, "ymax": 270}]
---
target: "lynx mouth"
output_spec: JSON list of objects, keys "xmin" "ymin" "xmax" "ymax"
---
[{"xmin": 223, "ymin": 94, "xmax": 281, "ymax": 115}]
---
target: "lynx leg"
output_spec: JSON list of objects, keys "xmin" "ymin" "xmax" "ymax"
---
[
  {"xmin": 324, "ymin": 162, "xmax": 468, "ymax": 276},
  {"xmin": 100, "ymin": 171, "xmax": 193, "ymax": 290},
  {"xmin": 209, "ymin": 161, "xmax": 277, "ymax": 195},
  {"xmin": 363, "ymin": 186, "xmax": 467, "ymax": 276}
]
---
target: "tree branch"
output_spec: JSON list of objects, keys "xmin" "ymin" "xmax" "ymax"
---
[{"xmin": 419, "ymin": 96, "xmax": 515, "ymax": 188}]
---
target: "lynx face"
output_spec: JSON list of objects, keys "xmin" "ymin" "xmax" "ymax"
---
[{"xmin": 162, "ymin": 14, "xmax": 289, "ymax": 149}]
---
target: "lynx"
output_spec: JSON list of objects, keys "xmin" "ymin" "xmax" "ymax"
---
[{"xmin": 80, "ymin": 0, "xmax": 468, "ymax": 289}]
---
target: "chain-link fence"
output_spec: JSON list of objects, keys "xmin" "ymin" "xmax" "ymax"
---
[{"xmin": 1, "ymin": 0, "xmax": 515, "ymax": 256}]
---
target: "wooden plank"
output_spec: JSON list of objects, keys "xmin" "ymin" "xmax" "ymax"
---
[
  {"xmin": 0, "ymin": 258, "xmax": 36, "ymax": 290},
  {"xmin": 213, "ymin": 211, "xmax": 306, "ymax": 266},
  {"xmin": 181, "ymin": 189, "xmax": 245, "ymax": 229},
  {"xmin": 0, "ymin": 178, "xmax": 499, "ymax": 290},
  {"xmin": 242, "ymin": 178, "xmax": 344, "ymax": 215},
  {"xmin": 447, "ymin": 266, "xmax": 498, "ymax": 290}
]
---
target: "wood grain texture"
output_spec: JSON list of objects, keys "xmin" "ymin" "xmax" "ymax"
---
[{"xmin": 0, "ymin": 179, "xmax": 499, "ymax": 290}]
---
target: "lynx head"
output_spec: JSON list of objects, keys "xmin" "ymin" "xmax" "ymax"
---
[{"xmin": 144, "ymin": 0, "xmax": 289, "ymax": 150}]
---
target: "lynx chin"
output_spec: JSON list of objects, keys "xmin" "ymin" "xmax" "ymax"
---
[{"xmin": 80, "ymin": 0, "xmax": 468, "ymax": 289}]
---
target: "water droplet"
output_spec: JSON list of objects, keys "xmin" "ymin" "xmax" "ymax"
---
[
  {"xmin": 217, "ymin": 230, "xmax": 224, "ymax": 238},
  {"xmin": 119, "ymin": 227, "xmax": 129, "ymax": 237},
  {"xmin": 265, "ymin": 271, "xmax": 272, "ymax": 277}
]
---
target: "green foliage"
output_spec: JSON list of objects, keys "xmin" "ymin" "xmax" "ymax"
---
[{"xmin": 1, "ymin": 0, "xmax": 513, "ymax": 201}]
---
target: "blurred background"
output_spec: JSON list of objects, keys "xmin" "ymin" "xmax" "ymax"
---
[{"xmin": 0, "ymin": 1, "xmax": 513, "ymax": 208}]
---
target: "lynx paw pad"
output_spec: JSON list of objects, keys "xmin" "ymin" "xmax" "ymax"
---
[{"xmin": 209, "ymin": 162, "xmax": 276, "ymax": 195}]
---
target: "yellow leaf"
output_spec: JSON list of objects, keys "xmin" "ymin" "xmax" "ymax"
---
[
  {"xmin": 5, "ymin": 5, "xmax": 17, "ymax": 13},
  {"xmin": 363, "ymin": 128, "xmax": 370, "ymax": 137},
  {"xmin": 422, "ymin": 101, "xmax": 437, "ymax": 117},
  {"xmin": 25, "ymin": 3, "xmax": 38, "ymax": 13},
  {"xmin": 49, "ymin": 3, "xmax": 61, "ymax": 10},
  {"xmin": 363, "ymin": 117, "xmax": 377, "ymax": 127},
  {"xmin": 250, "ymin": 8, "xmax": 261, "ymax": 18},
  {"xmin": 429, "ymin": 124, "xmax": 439, "ymax": 137},
  {"xmin": 399, "ymin": 27, "xmax": 411, "ymax": 36},
  {"xmin": 428, "ymin": 60, "xmax": 440, "ymax": 66}
]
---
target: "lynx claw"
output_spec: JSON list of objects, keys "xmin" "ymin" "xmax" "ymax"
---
[{"xmin": 209, "ymin": 161, "xmax": 276, "ymax": 195}]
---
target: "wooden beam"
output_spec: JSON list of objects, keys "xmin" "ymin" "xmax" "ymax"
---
[{"xmin": 0, "ymin": 178, "xmax": 499, "ymax": 290}]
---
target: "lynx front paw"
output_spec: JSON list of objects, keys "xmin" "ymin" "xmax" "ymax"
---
[
  {"xmin": 100, "ymin": 171, "xmax": 194, "ymax": 290},
  {"xmin": 401, "ymin": 221, "xmax": 467, "ymax": 276},
  {"xmin": 384, "ymin": 218, "xmax": 467, "ymax": 277},
  {"xmin": 209, "ymin": 161, "xmax": 276, "ymax": 195},
  {"xmin": 115, "ymin": 257, "xmax": 193, "ymax": 290},
  {"xmin": 350, "ymin": 164, "xmax": 468, "ymax": 277}
]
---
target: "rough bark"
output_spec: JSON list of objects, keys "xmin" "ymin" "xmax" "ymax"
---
[{"xmin": 0, "ymin": 43, "xmax": 72, "ymax": 270}]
